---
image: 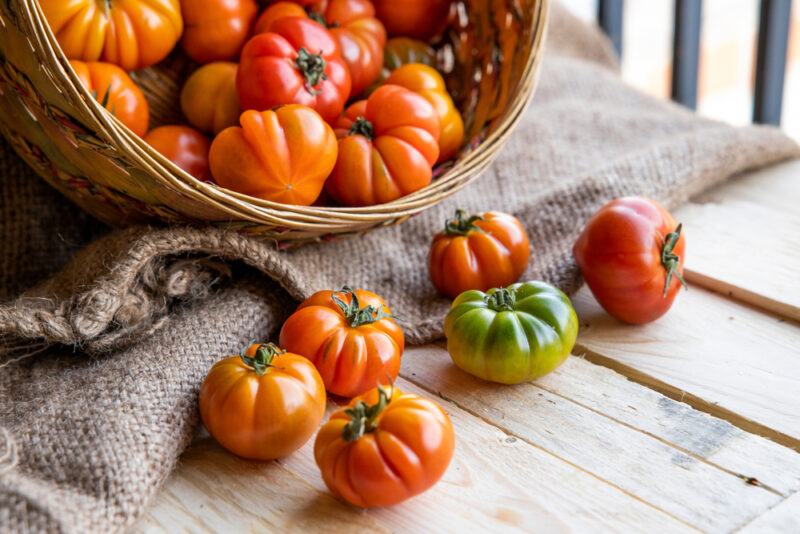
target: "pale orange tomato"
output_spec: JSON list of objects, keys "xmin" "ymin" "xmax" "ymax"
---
[{"xmin": 180, "ymin": 62, "xmax": 240, "ymax": 135}]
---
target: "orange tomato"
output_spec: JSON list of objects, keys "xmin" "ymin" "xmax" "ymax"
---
[
  {"xmin": 208, "ymin": 105, "xmax": 337, "ymax": 205},
  {"xmin": 180, "ymin": 0, "xmax": 258, "ymax": 63},
  {"xmin": 279, "ymin": 287, "xmax": 404, "ymax": 398},
  {"xmin": 386, "ymin": 64, "xmax": 464, "ymax": 162},
  {"xmin": 428, "ymin": 210, "xmax": 531, "ymax": 298},
  {"xmin": 314, "ymin": 385, "xmax": 455, "ymax": 507},
  {"xmin": 325, "ymin": 84, "xmax": 440, "ymax": 206},
  {"xmin": 253, "ymin": 2, "xmax": 307, "ymax": 33},
  {"xmin": 180, "ymin": 62, "xmax": 240, "ymax": 135},
  {"xmin": 373, "ymin": 0, "xmax": 451, "ymax": 40},
  {"xmin": 200, "ymin": 342, "xmax": 326, "ymax": 460},
  {"xmin": 69, "ymin": 60, "xmax": 149, "ymax": 137},
  {"xmin": 144, "ymin": 125, "xmax": 210, "ymax": 180},
  {"xmin": 41, "ymin": 0, "xmax": 183, "ymax": 71}
]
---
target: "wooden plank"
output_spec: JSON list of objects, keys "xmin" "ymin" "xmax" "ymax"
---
[
  {"xmin": 572, "ymin": 285, "xmax": 800, "ymax": 449},
  {"xmin": 137, "ymin": 374, "xmax": 693, "ymax": 533},
  {"xmin": 401, "ymin": 347, "xmax": 785, "ymax": 532},
  {"xmin": 740, "ymin": 491, "xmax": 800, "ymax": 533}
]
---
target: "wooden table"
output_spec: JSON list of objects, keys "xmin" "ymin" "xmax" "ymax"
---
[{"xmin": 136, "ymin": 161, "xmax": 800, "ymax": 533}]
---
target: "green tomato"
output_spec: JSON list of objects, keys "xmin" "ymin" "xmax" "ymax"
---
[{"xmin": 444, "ymin": 281, "xmax": 579, "ymax": 384}]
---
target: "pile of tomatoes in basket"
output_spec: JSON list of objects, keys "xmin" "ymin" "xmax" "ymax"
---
[{"xmin": 42, "ymin": 0, "xmax": 462, "ymax": 207}]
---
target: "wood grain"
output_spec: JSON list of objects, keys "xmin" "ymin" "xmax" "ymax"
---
[{"xmin": 739, "ymin": 491, "xmax": 800, "ymax": 533}]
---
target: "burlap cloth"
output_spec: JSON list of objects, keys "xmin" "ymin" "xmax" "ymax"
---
[{"xmin": 1, "ymin": 5, "xmax": 798, "ymax": 532}]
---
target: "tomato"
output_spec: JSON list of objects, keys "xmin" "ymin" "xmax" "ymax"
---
[
  {"xmin": 144, "ymin": 125, "xmax": 210, "ymax": 180},
  {"xmin": 41, "ymin": 0, "xmax": 183, "ymax": 71},
  {"xmin": 444, "ymin": 281, "xmax": 579, "ymax": 384},
  {"xmin": 253, "ymin": 1, "xmax": 308, "ymax": 33},
  {"xmin": 199, "ymin": 342, "xmax": 326, "ymax": 460},
  {"xmin": 237, "ymin": 17, "xmax": 351, "ymax": 124},
  {"xmin": 385, "ymin": 64, "xmax": 463, "ymax": 162},
  {"xmin": 573, "ymin": 197, "xmax": 687, "ymax": 324},
  {"xmin": 373, "ymin": 0, "xmax": 451, "ymax": 40},
  {"xmin": 279, "ymin": 287, "xmax": 404, "ymax": 398},
  {"xmin": 69, "ymin": 60, "xmax": 149, "ymax": 137},
  {"xmin": 180, "ymin": 62, "xmax": 240, "ymax": 135},
  {"xmin": 314, "ymin": 385, "xmax": 454, "ymax": 507},
  {"xmin": 325, "ymin": 84, "xmax": 440, "ymax": 206},
  {"xmin": 181, "ymin": 0, "xmax": 258, "ymax": 63},
  {"xmin": 429, "ymin": 210, "xmax": 530, "ymax": 298},
  {"xmin": 383, "ymin": 38, "xmax": 436, "ymax": 72},
  {"xmin": 209, "ymin": 105, "xmax": 337, "ymax": 205}
]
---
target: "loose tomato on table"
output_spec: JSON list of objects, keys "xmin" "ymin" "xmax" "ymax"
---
[
  {"xmin": 144, "ymin": 125, "xmax": 210, "ymax": 180},
  {"xmin": 41, "ymin": 0, "xmax": 183, "ymax": 71},
  {"xmin": 208, "ymin": 105, "xmax": 337, "ymax": 205},
  {"xmin": 279, "ymin": 287, "xmax": 404, "ymax": 398},
  {"xmin": 373, "ymin": 0, "xmax": 451, "ymax": 40},
  {"xmin": 314, "ymin": 385, "xmax": 455, "ymax": 508},
  {"xmin": 386, "ymin": 64, "xmax": 464, "ymax": 162},
  {"xmin": 180, "ymin": 62, "xmax": 240, "ymax": 135},
  {"xmin": 69, "ymin": 60, "xmax": 149, "ymax": 137},
  {"xmin": 325, "ymin": 84, "xmax": 440, "ymax": 206},
  {"xmin": 429, "ymin": 210, "xmax": 530, "ymax": 298},
  {"xmin": 180, "ymin": 0, "xmax": 258, "ymax": 63},
  {"xmin": 199, "ymin": 342, "xmax": 326, "ymax": 460},
  {"xmin": 237, "ymin": 17, "xmax": 351, "ymax": 124},
  {"xmin": 445, "ymin": 281, "xmax": 579, "ymax": 384},
  {"xmin": 573, "ymin": 197, "xmax": 687, "ymax": 324}
]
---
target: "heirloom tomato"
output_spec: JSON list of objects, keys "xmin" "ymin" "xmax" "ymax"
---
[
  {"xmin": 209, "ymin": 105, "xmax": 337, "ymax": 205},
  {"xmin": 314, "ymin": 385, "xmax": 455, "ymax": 507},
  {"xmin": 237, "ymin": 17, "xmax": 351, "ymax": 124},
  {"xmin": 445, "ymin": 281, "xmax": 579, "ymax": 384},
  {"xmin": 385, "ymin": 64, "xmax": 463, "ymax": 162},
  {"xmin": 69, "ymin": 60, "xmax": 149, "ymax": 137},
  {"xmin": 180, "ymin": 0, "xmax": 258, "ymax": 63},
  {"xmin": 573, "ymin": 197, "xmax": 687, "ymax": 324},
  {"xmin": 41, "ymin": 0, "xmax": 183, "ymax": 71},
  {"xmin": 144, "ymin": 126, "xmax": 210, "ymax": 180},
  {"xmin": 373, "ymin": 0, "xmax": 451, "ymax": 40},
  {"xmin": 429, "ymin": 210, "xmax": 530, "ymax": 298},
  {"xmin": 180, "ymin": 62, "xmax": 240, "ymax": 135},
  {"xmin": 199, "ymin": 342, "xmax": 326, "ymax": 460},
  {"xmin": 279, "ymin": 287, "xmax": 404, "ymax": 398},
  {"xmin": 325, "ymin": 84, "xmax": 440, "ymax": 206}
]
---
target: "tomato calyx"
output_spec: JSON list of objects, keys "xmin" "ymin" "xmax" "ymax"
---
[
  {"xmin": 348, "ymin": 117, "xmax": 375, "ymax": 139},
  {"xmin": 240, "ymin": 342, "xmax": 285, "ymax": 376},
  {"xmin": 444, "ymin": 209, "xmax": 485, "ymax": 236},
  {"xmin": 295, "ymin": 48, "xmax": 328, "ymax": 95},
  {"xmin": 485, "ymin": 288, "xmax": 516, "ymax": 312},
  {"xmin": 342, "ymin": 386, "xmax": 392, "ymax": 441},
  {"xmin": 660, "ymin": 223, "xmax": 687, "ymax": 297},
  {"xmin": 332, "ymin": 286, "xmax": 393, "ymax": 327}
]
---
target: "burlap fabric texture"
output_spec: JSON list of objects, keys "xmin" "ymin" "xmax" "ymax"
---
[{"xmin": 1, "ymin": 5, "xmax": 799, "ymax": 532}]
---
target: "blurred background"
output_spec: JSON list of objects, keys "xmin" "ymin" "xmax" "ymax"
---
[{"xmin": 561, "ymin": 0, "xmax": 800, "ymax": 140}]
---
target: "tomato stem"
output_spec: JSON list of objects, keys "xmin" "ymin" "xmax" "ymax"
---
[
  {"xmin": 348, "ymin": 117, "xmax": 375, "ymax": 139},
  {"xmin": 342, "ymin": 385, "xmax": 393, "ymax": 442},
  {"xmin": 239, "ymin": 342, "xmax": 285, "ymax": 376},
  {"xmin": 331, "ymin": 286, "xmax": 393, "ymax": 327},
  {"xmin": 661, "ymin": 223, "xmax": 687, "ymax": 297},
  {"xmin": 444, "ymin": 209, "xmax": 484, "ymax": 236},
  {"xmin": 295, "ymin": 48, "xmax": 327, "ymax": 96},
  {"xmin": 485, "ymin": 288, "xmax": 516, "ymax": 312}
]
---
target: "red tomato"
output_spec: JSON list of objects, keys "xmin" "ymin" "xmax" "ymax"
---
[
  {"xmin": 373, "ymin": 0, "xmax": 451, "ymax": 40},
  {"xmin": 181, "ymin": 0, "xmax": 259, "ymax": 63},
  {"xmin": 144, "ymin": 125, "xmax": 211, "ymax": 180},
  {"xmin": 573, "ymin": 197, "xmax": 687, "ymax": 324},
  {"xmin": 237, "ymin": 17, "xmax": 351, "ymax": 124},
  {"xmin": 314, "ymin": 385, "xmax": 455, "ymax": 507}
]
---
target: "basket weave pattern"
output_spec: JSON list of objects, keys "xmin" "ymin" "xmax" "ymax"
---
[{"xmin": 0, "ymin": 0, "xmax": 548, "ymax": 244}]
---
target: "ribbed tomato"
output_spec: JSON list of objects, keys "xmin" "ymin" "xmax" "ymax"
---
[
  {"xmin": 429, "ymin": 210, "xmax": 531, "ymax": 298},
  {"xmin": 279, "ymin": 287, "xmax": 404, "ymax": 398},
  {"xmin": 180, "ymin": 62, "xmax": 240, "ymax": 135},
  {"xmin": 314, "ymin": 385, "xmax": 455, "ymax": 507},
  {"xmin": 144, "ymin": 125, "xmax": 210, "ymax": 180},
  {"xmin": 325, "ymin": 84, "xmax": 440, "ymax": 206},
  {"xmin": 181, "ymin": 0, "xmax": 258, "ymax": 63}
]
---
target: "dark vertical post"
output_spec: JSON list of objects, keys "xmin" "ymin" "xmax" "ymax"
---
[
  {"xmin": 598, "ymin": 0, "xmax": 625, "ymax": 58},
  {"xmin": 754, "ymin": 0, "xmax": 793, "ymax": 124},
  {"xmin": 671, "ymin": 0, "xmax": 703, "ymax": 109}
]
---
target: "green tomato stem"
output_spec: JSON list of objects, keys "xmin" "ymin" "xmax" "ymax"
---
[
  {"xmin": 342, "ymin": 386, "xmax": 392, "ymax": 442},
  {"xmin": 485, "ymin": 288, "xmax": 516, "ymax": 311},
  {"xmin": 331, "ymin": 286, "xmax": 393, "ymax": 328},
  {"xmin": 295, "ymin": 48, "xmax": 327, "ymax": 96},
  {"xmin": 239, "ymin": 342, "xmax": 285, "ymax": 376},
  {"xmin": 444, "ymin": 209, "xmax": 485, "ymax": 236},
  {"xmin": 661, "ymin": 223, "xmax": 687, "ymax": 297}
]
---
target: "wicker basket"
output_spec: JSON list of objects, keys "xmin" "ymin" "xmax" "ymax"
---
[{"xmin": 0, "ymin": 0, "xmax": 548, "ymax": 244}]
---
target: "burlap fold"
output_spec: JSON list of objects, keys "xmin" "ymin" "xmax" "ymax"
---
[{"xmin": 2, "ymin": 5, "xmax": 798, "ymax": 532}]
